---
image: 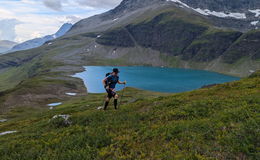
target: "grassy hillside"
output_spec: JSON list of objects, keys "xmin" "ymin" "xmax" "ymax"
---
[{"xmin": 0, "ymin": 72, "xmax": 259, "ymax": 160}]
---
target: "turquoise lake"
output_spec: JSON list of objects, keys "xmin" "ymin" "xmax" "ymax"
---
[{"xmin": 73, "ymin": 66, "xmax": 240, "ymax": 93}]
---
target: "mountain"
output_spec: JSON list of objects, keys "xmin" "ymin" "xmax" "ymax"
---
[
  {"xmin": 0, "ymin": 0, "xmax": 259, "ymax": 108},
  {"xmin": 8, "ymin": 23, "xmax": 73, "ymax": 53},
  {"xmin": 0, "ymin": 1, "xmax": 259, "ymax": 158},
  {"xmin": 0, "ymin": 40, "xmax": 17, "ymax": 54},
  {"xmin": 67, "ymin": 0, "xmax": 260, "ymax": 36}
]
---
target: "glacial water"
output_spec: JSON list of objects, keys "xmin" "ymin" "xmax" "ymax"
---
[{"xmin": 73, "ymin": 66, "xmax": 240, "ymax": 93}]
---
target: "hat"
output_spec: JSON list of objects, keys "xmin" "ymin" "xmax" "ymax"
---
[{"xmin": 113, "ymin": 68, "xmax": 120, "ymax": 73}]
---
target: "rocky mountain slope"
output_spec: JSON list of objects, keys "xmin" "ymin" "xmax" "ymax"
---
[
  {"xmin": 8, "ymin": 23, "xmax": 72, "ymax": 53},
  {"xmin": 67, "ymin": 0, "xmax": 260, "ymax": 36},
  {"xmin": 0, "ymin": 40, "xmax": 17, "ymax": 54}
]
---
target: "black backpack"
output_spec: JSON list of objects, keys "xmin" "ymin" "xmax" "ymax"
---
[{"xmin": 105, "ymin": 73, "xmax": 111, "ymax": 86}]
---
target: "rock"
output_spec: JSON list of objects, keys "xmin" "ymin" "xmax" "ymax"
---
[
  {"xmin": 52, "ymin": 115, "xmax": 70, "ymax": 121},
  {"xmin": 97, "ymin": 106, "xmax": 103, "ymax": 110},
  {"xmin": 0, "ymin": 119, "xmax": 7, "ymax": 122},
  {"xmin": 50, "ymin": 115, "xmax": 72, "ymax": 127}
]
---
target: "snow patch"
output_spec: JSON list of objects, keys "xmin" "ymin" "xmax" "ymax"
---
[
  {"xmin": 249, "ymin": 70, "xmax": 255, "ymax": 73},
  {"xmin": 251, "ymin": 21, "xmax": 259, "ymax": 26},
  {"xmin": 167, "ymin": 0, "xmax": 190, "ymax": 8},
  {"xmin": 66, "ymin": 93, "xmax": 77, "ymax": 96},
  {"xmin": 249, "ymin": 9, "xmax": 260, "ymax": 17},
  {"xmin": 0, "ymin": 119, "xmax": 7, "ymax": 122},
  {"xmin": 113, "ymin": 18, "xmax": 119, "ymax": 21},
  {"xmin": 47, "ymin": 102, "xmax": 62, "ymax": 107},
  {"xmin": 193, "ymin": 8, "xmax": 246, "ymax": 19},
  {"xmin": 167, "ymin": 0, "xmax": 246, "ymax": 19},
  {"xmin": 193, "ymin": 8, "xmax": 209, "ymax": 15},
  {"xmin": 97, "ymin": 35, "xmax": 102, "ymax": 38},
  {"xmin": 0, "ymin": 131, "xmax": 17, "ymax": 136}
]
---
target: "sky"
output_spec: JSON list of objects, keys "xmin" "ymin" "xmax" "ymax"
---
[{"xmin": 0, "ymin": 0, "xmax": 121, "ymax": 43}]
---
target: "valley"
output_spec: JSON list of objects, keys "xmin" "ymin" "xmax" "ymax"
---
[{"xmin": 0, "ymin": 1, "xmax": 259, "ymax": 159}]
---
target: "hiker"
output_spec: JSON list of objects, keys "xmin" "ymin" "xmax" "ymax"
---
[{"xmin": 102, "ymin": 68, "xmax": 126, "ymax": 110}]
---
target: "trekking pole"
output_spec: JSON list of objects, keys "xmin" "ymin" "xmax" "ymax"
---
[{"xmin": 118, "ymin": 84, "xmax": 126, "ymax": 109}]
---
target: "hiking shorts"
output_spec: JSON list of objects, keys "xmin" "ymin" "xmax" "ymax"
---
[{"xmin": 106, "ymin": 88, "xmax": 117, "ymax": 99}]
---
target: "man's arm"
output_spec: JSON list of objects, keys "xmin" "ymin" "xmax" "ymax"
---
[
  {"xmin": 102, "ymin": 77, "xmax": 108, "ymax": 86},
  {"xmin": 118, "ymin": 80, "xmax": 126, "ymax": 84}
]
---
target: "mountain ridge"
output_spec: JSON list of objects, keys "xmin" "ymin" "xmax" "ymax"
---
[
  {"xmin": 0, "ymin": 40, "xmax": 17, "ymax": 54},
  {"xmin": 8, "ymin": 23, "xmax": 73, "ymax": 53}
]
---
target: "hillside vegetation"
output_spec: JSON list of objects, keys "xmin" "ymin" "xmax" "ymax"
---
[{"xmin": 0, "ymin": 72, "xmax": 259, "ymax": 160}]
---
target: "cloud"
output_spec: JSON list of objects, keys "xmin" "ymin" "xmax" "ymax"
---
[
  {"xmin": 43, "ymin": 0, "xmax": 121, "ymax": 11},
  {"xmin": 43, "ymin": 0, "xmax": 63, "ymax": 11},
  {"xmin": 64, "ymin": 15, "xmax": 82, "ymax": 24},
  {"xmin": 0, "ymin": 0, "xmax": 121, "ymax": 42},
  {"xmin": 75, "ymin": 0, "xmax": 121, "ymax": 9},
  {"xmin": 0, "ymin": 19, "xmax": 21, "ymax": 41}
]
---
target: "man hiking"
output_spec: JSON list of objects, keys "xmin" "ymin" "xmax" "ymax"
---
[{"xmin": 102, "ymin": 68, "xmax": 126, "ymax": 110}]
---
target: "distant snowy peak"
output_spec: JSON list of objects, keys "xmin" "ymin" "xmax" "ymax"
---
[{"xmin": 9, "ymin": 23, "xmax": 72, "ymax": 53}]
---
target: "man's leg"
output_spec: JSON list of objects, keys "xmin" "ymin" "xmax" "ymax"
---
[
  {"xmin": 104, "ymin": 89, "xmax": 112, "ymax": 110},
  {"xmin": 104, "ymin": 97, "xmax": 110, "ymax": 110},
  {"xmin": 114, "ymin": 94, "xmax": 119, "ymax": 110}
]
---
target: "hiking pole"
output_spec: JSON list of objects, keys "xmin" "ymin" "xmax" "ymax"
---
[{"xmin": 118, "ymin": 84, "xmax": 126, "ymax": 109}]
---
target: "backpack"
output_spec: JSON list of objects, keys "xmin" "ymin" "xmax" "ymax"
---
[
  {"xmin": 105, "ymin": 73, "xmax": 111, "ymax": 86},
  {"xmin": 105, "ymin": 73, "xmax": 119, "ymax": 87}
]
